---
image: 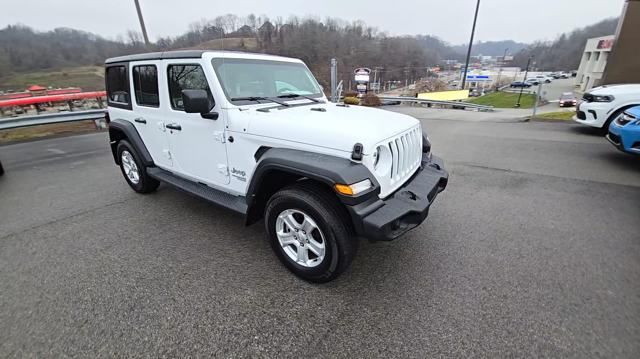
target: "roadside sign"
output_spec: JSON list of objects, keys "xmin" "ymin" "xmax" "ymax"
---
[
  {"xmin": 466, "ymin": 75, "xmax": 491, "ymax": 82},
  {"xmin": 354, "ymin": 67, "xmax": 371, "ymax": 83}
]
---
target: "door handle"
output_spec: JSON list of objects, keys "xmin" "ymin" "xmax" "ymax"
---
[
  {"xmin": 134, "ymin": 117, "xmax": 147, "ymax": 124},
  {"xmin": 165, "ymin": 123, "xmax": 182, "ymax": 131}
]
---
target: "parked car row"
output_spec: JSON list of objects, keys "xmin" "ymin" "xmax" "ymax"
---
[
  {"xmin": 573, "ymin": 84, "xmax": 640, "ymax": 156},
  {"xmin": 510, "ymin": 81, "xmax": 531, "ymax": 88}
]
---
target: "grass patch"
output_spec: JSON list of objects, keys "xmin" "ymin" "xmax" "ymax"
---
[
  {"xmin": 535, "ymin": 111, "xmax": 576, "ymax": 121},
  {"xmin": 0, "ymin": 121, "xmax": 100, "ymax": 144},
  {"xmin": 468, "ymin": 92, "xmax": 537, "ymax": 108},
  {"xmin": 0, "ymin": 66, "xmax": 105, "ymax": 92}
]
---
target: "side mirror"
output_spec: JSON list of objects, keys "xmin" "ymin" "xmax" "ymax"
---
[{"xmin": 182, "ymin": 89, "xmax": 213, "ymax": 114}]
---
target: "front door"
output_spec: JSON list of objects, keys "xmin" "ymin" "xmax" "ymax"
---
[{"xmin": 162, "ymin": 61, "xmax": 229, "ymax": 186}]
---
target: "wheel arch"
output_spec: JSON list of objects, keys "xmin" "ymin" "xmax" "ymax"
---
[
  {"xmin": 607, "ymin": 102, "xmax": 640, "ymax": 123},
  {"xmin": 108, "ymin": 119, "xmax": 154, "ymax": 166},
  {"xmin": 244, "ymin": 148, "xmax": 379, "ymax": 226}
]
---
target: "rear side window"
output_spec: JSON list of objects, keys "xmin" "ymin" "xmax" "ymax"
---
[
  {"xmin": 106, "ymin": 65, "xmax": 130, "ymax": 108},
  {"xmin": 133, "ymin": 65, "xmax": 159, "ymax": 107},
  {"xmin": 167, "ymin": 64, "xmax": 213, "ymax": 110}
]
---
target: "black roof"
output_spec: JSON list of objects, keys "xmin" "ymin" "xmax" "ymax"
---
[
  {"xmin": 105, "ymin": 50, "xmax": 206, "ymax": 64},
  {"xmin": 104, "ymin": 50, "xmax": 283, "ymax": 64}
]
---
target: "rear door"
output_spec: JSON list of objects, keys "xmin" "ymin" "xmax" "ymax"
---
[{"xmin": 129, "ymin": 61, "xmax": 173, "ymax": 169}]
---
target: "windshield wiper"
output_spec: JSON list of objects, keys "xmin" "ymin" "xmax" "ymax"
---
[
  {"xmin": 276, "ymin": 93, "xmax": 322, "ymax": 103},
  {"xmin": 230, "ymin": 96, "xmax": 289, "ymax": 106}
]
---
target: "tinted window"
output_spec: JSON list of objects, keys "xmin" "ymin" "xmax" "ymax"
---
[
  {"xmin": 133, "ymin": 65, "xmax": 159, "ymax": 107},
  {"xmin": 167, "ymin": 65, "xmax": 213, "ymax": 110},
  {"xmin": 106, "ymin": 66, "xmax": 130, "ymax": 105}
]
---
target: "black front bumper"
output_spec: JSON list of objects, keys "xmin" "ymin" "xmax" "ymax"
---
[{"xmin": 347, "ymin": 154, "xmax": 448, "ymax": 241}]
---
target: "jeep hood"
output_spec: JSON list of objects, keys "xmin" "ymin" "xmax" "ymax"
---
[{"xmin": 241, "ymin": 103, "xmax": 420, "ymax": 154}]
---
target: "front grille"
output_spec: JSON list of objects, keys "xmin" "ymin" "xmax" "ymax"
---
[
  {"xmin": 608, "ymin": 133, "xmax": 621, "ymax": 145},
  {"xmin": 387, "ymin": 127, "xmax": 421, "ymax": 184},
  {"xmin": 576, "ymin": 111, "xmax": 586, "ymax": 120},
  {"xmin": 582, "ymin": 93, "xmax": 594, "ymax": 102}
]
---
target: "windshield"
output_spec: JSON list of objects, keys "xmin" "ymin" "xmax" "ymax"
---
[{"xmin": 211, "ymin": 58, "xmax": 323, "ymax": 105}]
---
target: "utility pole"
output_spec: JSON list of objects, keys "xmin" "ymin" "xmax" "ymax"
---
[
  {"xmin": 495, "ymin": 48, "xmax": 508, "ymax": 91},
  {"xmin": 531, "ymin": 82, "xmax": 543, "ymax": 119},
  {"xmin": 404, "ymin": 67, "xmax": 410, "ymax": 89},
  {"xmin": 516, "ymin": 56, "xmax": 532, "ymax": 108},
  {"xmin": 330, "ymin": 58, "xmax": 338, "ymax": 102},
  {"xmin": 134, "ymin": 0, "xmax": 150, "ymax": 46},
  {"xmin": 460, "ymin": 0, "xmax": 481, "ymax": 90},
  {"xmin": 372, "ymin": 66, "xmax": 383, "ymax": 93}
]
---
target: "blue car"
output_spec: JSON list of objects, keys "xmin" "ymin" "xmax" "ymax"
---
[{"xmin": 607, "ymin": 105, "xmax": 640, "ymax": 155}]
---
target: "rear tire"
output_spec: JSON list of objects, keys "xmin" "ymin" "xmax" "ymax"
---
[
  {"xmin": 0, "ymin": 160, "xmax": 4, "ymax": 176},
  {"xmin": 264, "ymin": 182, "xmax": 357, "ymax": 283},
  {"xmin": 116, "ymin": 140, "xmax": 159, "ymax": 193}
]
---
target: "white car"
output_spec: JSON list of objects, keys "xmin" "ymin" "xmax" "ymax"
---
[
  {"xmin": 574, "ymin": 84, "xmax": 640, "ymax": 131},
  {"xmin": 535, "ymin": 75, "xmax": 552, "ymax": 83},
  {"xmin": 105, "ymin": 50, "xmax": 448, "ymax": 282}
]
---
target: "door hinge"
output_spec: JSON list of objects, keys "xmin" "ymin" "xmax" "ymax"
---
[
  {"xmin": 214, "ymin": 131, "xmax": 225, "ymax": 143},
  {"xmin": 218, "ymin": 164, "xmax": 228, "ymax": 176}
]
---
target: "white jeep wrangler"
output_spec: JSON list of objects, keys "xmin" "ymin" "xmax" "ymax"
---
[{"xmin": 105, "ymin": 50, "xmax": 448, "ymax": 282}]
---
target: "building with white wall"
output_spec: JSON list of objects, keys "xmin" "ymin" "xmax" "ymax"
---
[{"xmin": 576, "ymin": 35, "xmax": 615, "ymax": 92}]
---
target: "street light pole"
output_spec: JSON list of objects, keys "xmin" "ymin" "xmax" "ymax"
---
[
  {"xmin": 495, "ymin": 47, "xmax": 508, "ymax": 91},
  {"xmin": 460, "ymin": 0, "xmax": 481, "ymax": 90},
  {"xmin": 516, "ymin": 56, "xmax": 532, "ymax": 108},
  {"xmin": 134, "ymin": 0, "xmax": 150, "ymax": 46}
]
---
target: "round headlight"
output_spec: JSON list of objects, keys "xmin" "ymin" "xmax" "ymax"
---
[{"xmin": 373, "ymin": 145, "xmax": 392, "ymax": 176}]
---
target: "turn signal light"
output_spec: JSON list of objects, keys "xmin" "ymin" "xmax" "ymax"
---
[
  {"xmin": 335, "ymin": 184, "xmax": 353, "ymax": 195},
  {"xmin": 334, "ymin": 179, "xmax": 373, "ymax": 196}
]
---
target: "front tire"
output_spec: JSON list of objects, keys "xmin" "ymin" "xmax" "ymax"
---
[
  {"xmin": 265, "ymin": 182, "xmax": 357, "ymax": 283},
  {"xmin": 116, "ymin": 140, "xmax": 159, "ymax": 193}
]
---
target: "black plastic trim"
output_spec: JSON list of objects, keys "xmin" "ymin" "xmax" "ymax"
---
[
  {"xmin": 247, "ymin": 148, "xmax": 380, "ymax": 206},
  {"xmin": 106, "ymin": 50, "xmax": 206, "ymax": 64},
  {"xmin": 346, "ymin": 154, "xmax": 448, "ymax": 241},
  {"xmin": 105, "ymin": 50, "xmax": 283, "ymax": 64},
  {"xmin": 147, "ymin": 167, "xmax": 248, "ymax": 214},
  {"xmin": 108, "ymin": 119, "xmax": 154, "ymax": 166}
]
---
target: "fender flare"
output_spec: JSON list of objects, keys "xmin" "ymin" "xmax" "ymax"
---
[
  {"xmin": 108, "ymin": 119, "xmax": 154, "ymax": 166},
  {"xmin": 246, "ymin": 148, "xmax": 380, "ymax": 207}
]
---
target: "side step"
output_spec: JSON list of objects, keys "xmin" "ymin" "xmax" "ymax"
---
[{"xmin": 147, "ymin": 167, "xmax": 248, "ymax": 214}]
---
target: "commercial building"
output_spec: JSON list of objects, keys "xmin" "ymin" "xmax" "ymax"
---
[
  {"xmin": 575, "ymin": 35, "xmax": 614, "ymax": 92},
  {"xmin": 602, "ymin": 0, "xmax": 640, "ymax": 85}
]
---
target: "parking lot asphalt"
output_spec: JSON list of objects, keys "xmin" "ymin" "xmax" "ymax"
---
[{"xmin": 1, "ymin": 110, "xmax": 639, "ymax": 357}]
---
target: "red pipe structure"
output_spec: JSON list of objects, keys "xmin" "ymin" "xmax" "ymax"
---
[{"xmin": 0, "ymin": 91, "xmax": 106, "ymax": 108}]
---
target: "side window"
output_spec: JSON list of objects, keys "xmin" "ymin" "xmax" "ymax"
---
[
  {"xmin": 167, "ymin": 64, "xmax": 213, "ymax": 110},
  {"xmin": 133, "ymin": 65, "xmax": 159, "ymax": 107},
  {"xmin": 106, "ymin": 65, "xmax": 130, "ymax": 107}
]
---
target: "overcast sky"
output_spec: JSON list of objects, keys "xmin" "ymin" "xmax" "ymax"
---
[{"xmin": 0, "ymin": 0, "xmax": 625, "ymax": 44}]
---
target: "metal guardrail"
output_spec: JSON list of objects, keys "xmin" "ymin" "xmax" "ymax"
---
[
  {"xmin": 378, "ymin": 96, "xmax": 494, "ymax": 111},
  {"xmin": 0, "ymin": 109, "xmax": 107, "ymax": 130}
]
